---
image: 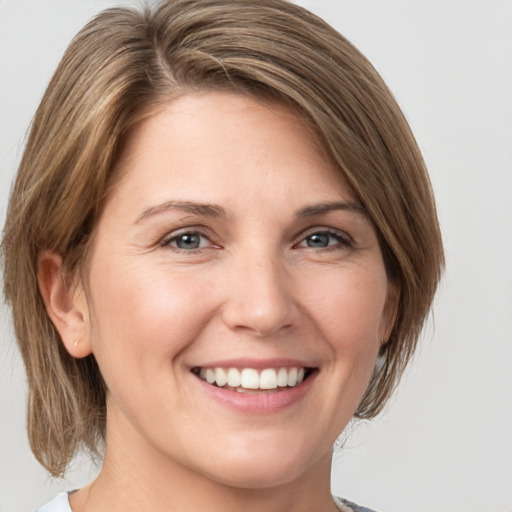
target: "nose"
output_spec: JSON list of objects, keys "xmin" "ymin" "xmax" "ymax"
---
[{"xmin": 221, "ymin": 250, "xmax": 297, "ymax": 337}]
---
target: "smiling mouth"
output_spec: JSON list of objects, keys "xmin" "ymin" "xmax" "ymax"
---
[{"xmin": 192, "ymin": 366, "xmax": 316, "ymax": 393}]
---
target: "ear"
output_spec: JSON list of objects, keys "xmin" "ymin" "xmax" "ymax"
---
[
  {"xmin": 380, "ymin": 279, "xmax": 400, "ymax": 344},
  {"xmin": 37, "ymin": 250, "xmax": 92, "ymax": 358}
]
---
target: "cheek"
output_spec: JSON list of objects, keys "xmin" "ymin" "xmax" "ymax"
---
[
  {"xmin": 303, "ymin": 266, "xmax": 388, "ymax": 357},
  {"xmin": 86, "ymin": 255, "xmax": 216, "ymax": 371}
]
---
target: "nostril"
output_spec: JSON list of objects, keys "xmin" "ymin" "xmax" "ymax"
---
[{"xmin": 220, "ymin": 266, "xmax": 297, "ymax": 337}]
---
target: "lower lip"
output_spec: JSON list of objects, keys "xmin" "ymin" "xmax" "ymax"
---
[{"xmin": 193, "ymin": 372, "xmax": 317, "ymax": 414}]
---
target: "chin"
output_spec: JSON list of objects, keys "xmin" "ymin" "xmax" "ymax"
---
[
  {"xmin": 192, "ymin": 437, "xmax": 329, "ymax": 490},
  {"xmin": 206, "ymin": 462, "xmax": 310, "ymax": 490}
]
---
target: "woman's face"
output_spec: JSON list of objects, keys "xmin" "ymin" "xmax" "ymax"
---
[{"xmin": 81, "ymin": 92, "xmax": 394, "ymax": 488}]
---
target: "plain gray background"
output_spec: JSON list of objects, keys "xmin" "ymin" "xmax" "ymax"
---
[{"xmin": 1, "ymin": 1, "xmax": 511, "ymax": 511}]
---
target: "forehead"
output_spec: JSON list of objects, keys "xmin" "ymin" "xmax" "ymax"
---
[{"xmin": 106, "ymin": 92, "xmax": 357, "ymax": 217}]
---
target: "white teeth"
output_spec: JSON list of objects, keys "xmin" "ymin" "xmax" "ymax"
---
[
  {"xmin": 227, "ymin": 368, "xmax": 241, "ymax": 387},
  {"xmin": 287, "ymin": 367, "xmax": 298, "ymax": 386},
  {"xmin": 215, "ymin": 367, "xmax": 227, "ymax": 387},
  {"xmin": 277, "ymin": 367, "xmax": 288, "ymax": 387},
  {"xmin": 206, "ymin": 368, "xmax": 216, "ymax": 384},
  {"xmin": 259, "ymin": 369, "xmax": 277, "ymax": 389},
  {"xmin": 241, "ymin": 368, "xmax": 259, "ymax": 389},
  {"xmin": 198, "ymin": 366, "xmax": 309, "ymax": 390}
]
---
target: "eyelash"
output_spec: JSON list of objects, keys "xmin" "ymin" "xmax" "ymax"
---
[
  {"xmin": 160, "ymin": 229, "xmax": 214, "ymax": 252},
  {"xmin": 160, "ymin": 227, "xmax": 352, "ymax": 253},
  {"xmin": 295, "ymin": 229, "xmax": 352, "ymax": 251}
]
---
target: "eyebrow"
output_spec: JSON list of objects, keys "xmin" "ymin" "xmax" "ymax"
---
[
  {"xmin": 295, "ymin": 201, "xmax": 366, "ymax": 218},
  {"xmin": 134, "ymin": 199, "xmax": 366, "ymax": 225},
  {"xmin": 134, "ymin": 200, "xmax": 226, "ymax": 225}
]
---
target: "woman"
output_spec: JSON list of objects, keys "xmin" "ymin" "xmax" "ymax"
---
[{"xmin": 1, "ymin": 0, "xmax": 444, "ymax": 511}]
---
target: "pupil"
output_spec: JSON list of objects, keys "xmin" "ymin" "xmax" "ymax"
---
[
  {"xmin": 307, "ymin": 233, "xmax": 329, "ymax": 247},
  {"xmin": 177, "ymin": 234, "xmax": 200, "ymax": 249}
]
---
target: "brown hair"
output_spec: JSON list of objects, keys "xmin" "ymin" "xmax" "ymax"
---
[{"xmin": 1, "ymin": 0, "xmax": 443, "ymax": 476}]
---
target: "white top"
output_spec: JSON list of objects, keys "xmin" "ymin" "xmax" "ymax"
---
[
  {"xmin": 35, "ymin": 492, "xmax": 371, "ymax": 511},
  {"xmin": 35, "ymin": 492, "xmax": 72, "ymax": 512}
]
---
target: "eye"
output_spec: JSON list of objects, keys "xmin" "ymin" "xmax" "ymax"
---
[
  {"xmin": 297, "ymin": 230, "xmax": 351, "ymax": 249},
  {"xmin": 162, "ymin": 231, "xmax": 212, "ymax": 251}
]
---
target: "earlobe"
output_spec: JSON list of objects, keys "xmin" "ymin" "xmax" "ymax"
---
[{"xmin": 37, "ymin": 250, "xmax": 92, "ymax": 358}]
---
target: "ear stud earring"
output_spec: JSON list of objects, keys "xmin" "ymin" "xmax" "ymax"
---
[{"xmin": 74, "ymin": 339, "xmax": 80, "ymax": 347}]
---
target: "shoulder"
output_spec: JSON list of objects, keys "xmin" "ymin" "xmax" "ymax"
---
[
  {"xmin": 334, "ymin": 496, "xmax": 381, "ymax": 512},
  {"xmin": 35, "ymin": 492, "xmax": 72, "ymax": 512}
]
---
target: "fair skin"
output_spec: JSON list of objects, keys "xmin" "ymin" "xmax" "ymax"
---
[{"xmin": 39, "ymin": 92, "xmax": 396, "ymax": 512}]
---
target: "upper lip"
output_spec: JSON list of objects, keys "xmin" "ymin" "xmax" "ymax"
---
[{"xmin": 191, "ymin": 358, "xmax": 318, "ymax": 370}]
